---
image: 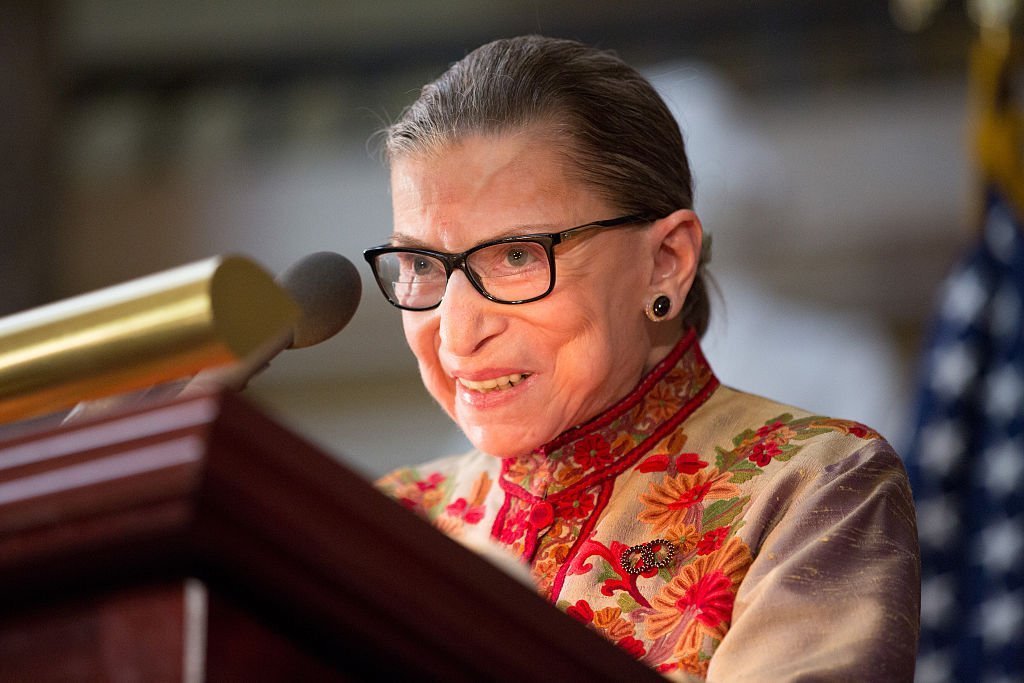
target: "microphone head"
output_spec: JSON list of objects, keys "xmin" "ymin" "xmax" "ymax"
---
[{"xmin": 277, "ymin": 251, "xmax": 361, "ymax": 349}]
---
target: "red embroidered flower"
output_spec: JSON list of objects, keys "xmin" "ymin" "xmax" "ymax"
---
[
  {"xmin": 755, "ymin": 421, "xmax": 785, "ymax": 438},
  {"xmin": 637, "ymin": 452, "xmax": 708, "ymax": 475},
  {"xmin": 637, "ymin": 453, "xmax": 671, "ymax": 473},
  {"xmin": 675, "ymin": 570, "xmax": 736, "ymax": 629},
  {"xmin": 847, "ymin": 423, "xmax": 869, "ymax": 438},
  {"xmin": 556, "ymin": 492, "xmax": 596, "ymax": 520},
  {"xmin": 566, "ymin": 599, "xmax": 594, "ymax": 624},
  {"xmin": 666, "ymin": 481, "xmax": 714, "ymax": 510},
  {"xmin": 675, "ymin": 452, "xmax": 708, "ymax": 474},
  {"xmin": 445, "ymin": 497, "xmax": 485, "ymax": 525},
  {"xmin": 500, "ymin": 508, "xmax": 529, "ymax": 544},
  {"xmin": 748, "ymin": 440, "xmax": 782, "ymax": 467},
  {"xmin": 415, "ymin": 472, "xmax": 445, "ymax": 491},
  {"xmin": 647, "ymin": 537, "xmax": 751, "ymax": 647},
  {"xmin": 573, "ymin": 433, "xmax": 613, "ymax": 469},
  {"xmin": 616, "ymin": 636, "xmax": 646, "ymax": 659},
  {"xmin": 696, "ymin": 526, "xmax": 729, "ymax": 555}
]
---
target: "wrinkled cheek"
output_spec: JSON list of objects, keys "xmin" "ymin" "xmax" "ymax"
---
[
  {"xmin": 402, "ymin": 312, "xmax": 435, "ymax": 365},
  {"xmin": 420, "ymin": 363, "xmax": 456, "ymax": 420},
  {"xmin": 403, "ymin": 313, "xmax": 454, "ymax": 416}
]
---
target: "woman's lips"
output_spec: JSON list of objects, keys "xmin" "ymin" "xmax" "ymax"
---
[
  {"xmin": 452, "ymin": 370, "xmax": 535, "ymax": 407},
  {"xmin": 456, "ymin": 372, "xmax": 530, "ymax": 393}
]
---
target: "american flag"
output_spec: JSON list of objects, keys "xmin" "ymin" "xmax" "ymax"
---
[{"xmin": 903, "ymin": 187, "xmax": 1024, "ymax": 683}]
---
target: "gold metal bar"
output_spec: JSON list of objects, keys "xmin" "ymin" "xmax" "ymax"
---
[{"xmin": 0, "ymin": 255, "xmax": 299, "ymax": 424}]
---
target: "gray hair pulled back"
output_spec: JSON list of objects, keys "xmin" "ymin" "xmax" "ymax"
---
[{"xmin": 384, "ymin": 35, "xmax": 711, "ymax": 337}]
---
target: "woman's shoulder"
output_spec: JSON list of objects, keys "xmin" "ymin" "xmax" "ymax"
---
[
  {"xmin": 672, "ymin": 382, "xmax": 911, "ymax": 514},
  {"xmin": 693, "ymin": 383, "xmax": 900, "ymax": 469}
]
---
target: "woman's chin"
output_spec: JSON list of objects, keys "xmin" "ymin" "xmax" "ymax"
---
[
  {"xmin": 451, "ymin": 384, "xmax": 553, "ymax": 457},
  {"xmin": 460, "ymin": 422, "xmax": 545, "ymax": 459}
]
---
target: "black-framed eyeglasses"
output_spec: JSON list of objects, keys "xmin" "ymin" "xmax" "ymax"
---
[{"xmin": 363, "ymin": 214, "xmax": 652, "ymax": 311}]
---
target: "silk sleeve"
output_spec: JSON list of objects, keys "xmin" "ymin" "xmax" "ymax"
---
[{"xmin": 707, "ymin": 440, "xmax": 920, "ymax": 682}]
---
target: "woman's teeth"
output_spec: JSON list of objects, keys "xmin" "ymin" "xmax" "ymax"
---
[{"xmin": 458, "ymin": 373, "xmax": 528, "ymax": 392}]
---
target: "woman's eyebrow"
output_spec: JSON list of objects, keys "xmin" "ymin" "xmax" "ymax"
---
[
  {"xmin": 388, "ymin": 232, "xmax": 433, "ymax": 249},
  {"xmin": 389, "ymin": 223, "xmax": 559, "ymax": 249}
]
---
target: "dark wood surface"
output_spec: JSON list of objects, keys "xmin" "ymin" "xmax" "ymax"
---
[
  {"xmin": 0, "ymin": 392, "xmax": 660, "ymax": 681},
  {"xmin": 0, "ymin": 581, "xmax": 187, "ymax": 682}
]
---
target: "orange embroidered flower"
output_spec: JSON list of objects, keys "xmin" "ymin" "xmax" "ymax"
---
[
  {"xmin": 506, "ymin": 453, "xmax": 543, "ymax": 486},
  {"xmin": 638, "ymin": 469, "xmax": 740, "ymax": 534},
  {"xmin": 677, "ymin": 651, "xmax": 710, "ymax": 677},
  {"xmin": 610, "ymin": 430, "xmax": 637, "ymax": 454},
  {"xmin": 538, "ymin": 540, "xmax": 571, "ymax": 566},
  {"xmin": 420, "ymin": 487, "xmax": 443, "ymax": 510},
  {"xmin": 640, "ymin": 380, "xmax": 684, "ymax": 423},
  {"xmin": 532, "ymin": 538, "xmax": 573, "ymax": 595},
  {"xmin": 647, "ymin": 537, "xmax": 752, "ymax": 657},
  {"xmin": 593, "ymin": 607, "xmax": 635, "ymax": 641},
  {"xmin": 671, "ymin": 524, "xmax": 702, "ymax": 556},
  {"xmin": 592, "ymin": 605, "xmax": 623, "ymax": 628},
  {"xmin": 532, "ymin": 566, "xmax": 558, "ymax": 600},
  {"xmin": 552, "ymin": 462, "xmax": 585, "ymax": 487}
]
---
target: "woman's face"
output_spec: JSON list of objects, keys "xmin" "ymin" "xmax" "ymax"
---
[{"xmin": 390, "ymin": 132, "xmax": 669, "ymax": 457}]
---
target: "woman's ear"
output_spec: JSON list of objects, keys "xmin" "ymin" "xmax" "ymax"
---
[{"xmin": 646, "ymin": 209, "xmax": 703, "ymax": 316}]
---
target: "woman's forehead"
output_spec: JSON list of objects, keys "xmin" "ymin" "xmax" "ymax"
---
[
  {"xmin": 392, "ymin": 132, "xmax": 556, "ymax": 184},
  {"xmin": 388, "ymin": 136, "xmax": 598, "ymax": 247}
]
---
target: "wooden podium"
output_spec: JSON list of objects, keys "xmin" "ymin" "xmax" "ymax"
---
[{"xmin": 0, "ymin": 392, "xmax": 659, "ymax": 681}]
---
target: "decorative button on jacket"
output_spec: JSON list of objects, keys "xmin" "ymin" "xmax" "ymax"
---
[{"xmin": 377, "ymin": 332, "xmax": 920, "ymax": 681}]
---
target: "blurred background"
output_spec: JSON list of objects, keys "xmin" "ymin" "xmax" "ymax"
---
[
  {"xmin": 0, "ymin": 0, "xmax": 991, "ymax": 475},
  {"xmin": 4, "ymin": 2, "xmax": 1023, "ymax": 681}
]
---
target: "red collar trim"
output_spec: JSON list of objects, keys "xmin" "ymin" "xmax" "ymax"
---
[
  {"xmin": 537, "ymin": 329, "xmax": 701, "ymax": 456},
  {"xmin": 498, "ymin": 330, "xmax": 717, "ymax": 502}
]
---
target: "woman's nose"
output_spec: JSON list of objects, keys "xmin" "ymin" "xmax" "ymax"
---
[{"xmin": 437, "ymin": 270, "xmax": 505, "ymax": 357}]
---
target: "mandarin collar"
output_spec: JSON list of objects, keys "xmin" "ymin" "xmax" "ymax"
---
[{"xmin": 500, "ymin": 330, "xmax": 717, "ymax": 500}]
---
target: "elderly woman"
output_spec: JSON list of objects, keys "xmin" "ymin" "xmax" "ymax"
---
[{"xmin": 367, "ymin": 35, "xmax": 919, "ymax": 681}]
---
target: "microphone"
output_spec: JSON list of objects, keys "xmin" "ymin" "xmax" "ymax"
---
[
  {"xmin": 277, "ymin": 251, "xmax": 362, "ymax": 349},
  {"xmin": 0, "ymin": 255, "xmax": 301, "ymax": 424},
  {"xmin": 180, "ymin": 252, "xmax": 362, "ymax": 395},
  {"xmin": 57, "ymin": 253, "xmax": 361, "ymax": 424}
]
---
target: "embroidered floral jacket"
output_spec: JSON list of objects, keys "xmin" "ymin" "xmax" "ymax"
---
[{"xmin": 377, "ymin": 333, "xmax": 920, "ymax": 681}]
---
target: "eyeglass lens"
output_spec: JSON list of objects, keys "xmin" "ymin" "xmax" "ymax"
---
[{"xmin": 373, "ymin": 240, "xmax": 552, "ymax": 309}]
